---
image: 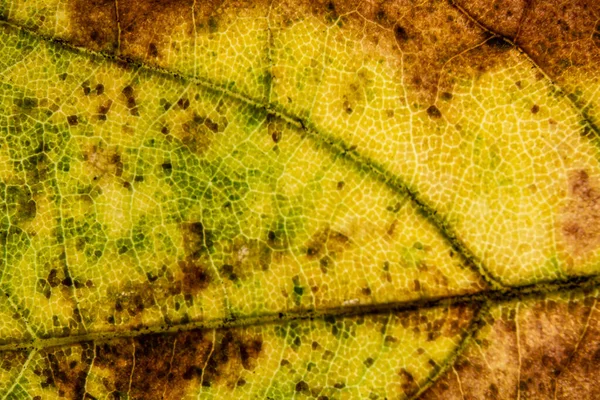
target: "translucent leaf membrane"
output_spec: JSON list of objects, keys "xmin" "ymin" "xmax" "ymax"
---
[
  {"xmin": 0, "ymin": 303, "xmax": 478, "ymax": 399},
  {"xmin": 0, "ymin": 23, "xmax": 485, "ymax": 340},
  {"xmin": 4, "ymin": 0, "xmax": 600, "ymax": 286}
]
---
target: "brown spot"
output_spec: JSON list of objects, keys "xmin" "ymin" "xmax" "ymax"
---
[
  {"xmin": 531, "ymin": 104, "xmax": 540, "ymax": 114},
  {"xmin": 305, "ymin": 226, "xmax": 351, "ymax": 259},
  {"xmin": 97, "ymin": 99, "xmax": 113, "ymax": 117},
  {"xmin": 177, "ymin": 97, "xmax": 191, "ymax": 110},
  {"xmin": 295, "ymin": 380, "xmax": 310, "ymax": 393},
  {"xmin": 561, "ymin": 170, "xmax": 600, "ymax": 257},
  {"xmin": 426, "ymin": 105, "xmax": 442, "ymax": 119},
  {"xmin": 394, "ymin": 25, "xmax": 409, "ymax": 43},
  {"xmin": 440, "ymin": 92, "xmax": 453, "ymax": 101},
  {"xmin": 67, "ymin": 115, "xmax": 79, "ymax": 126},
  {"xmin": 271, "ymin": 130, "xmax": 282, "ymax": 143},
  {"xmin": 122, "ymin": 85, "xmax": 139, "ymax": 116},
  {"xmin": 48, "ymin": 269, "xmax": 61, "ymax": 288}
]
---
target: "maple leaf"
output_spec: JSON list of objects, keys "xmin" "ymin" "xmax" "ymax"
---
[{"xmin": 0, "ymin": 0, "xmax": 599, "ymax": 398}]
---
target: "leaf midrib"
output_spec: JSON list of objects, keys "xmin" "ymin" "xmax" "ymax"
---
[{"xmin": 1, "ymin": 271, "xmax": 598, "ymax": 352}]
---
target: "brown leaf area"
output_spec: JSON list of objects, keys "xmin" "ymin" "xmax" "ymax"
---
[{"xmin": 423, "ymin": 291, "xmax": 600, "ymax": 399}]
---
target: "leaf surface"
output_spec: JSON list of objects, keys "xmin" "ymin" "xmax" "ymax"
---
[{"xmin": 0, "ymin": 0, "xmax": 599, "ymax": 398}]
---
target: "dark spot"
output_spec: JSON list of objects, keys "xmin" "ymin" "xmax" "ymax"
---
[
  {"xmin": 394, "ymin": 25, "xmax": 409, "ymax": 42},
  {"xmin": 161, "ymin": 126, "xmax": 169, "ymax": 135},
  {"xmin": 295, "ymin": 380, "xmax": 310, "ymax": 393},
  {"xmin": 531, "ymin": 104, "xmax": 540, "ymax": 114},
  {"xmin": 48, "ymin": 269, "xmax": 61, "ymax": 288},
  {"xmin": 364, "ymin": 357, "xmax": 374, "ymax": 367},
  {"xmin": 148, "ymin": 43, "xmax": 158, "ymax": 57},
  {"xmin": 414, "ymin": 280, "xmax": 421, "ymax": 291},
  {"xmin": 441, "ymin": 92, "xmax": 453, "ymax": 101},
  {"xmin": 519, "ymin": 380, "xmax": 529, "ymax": 391},
  {"xmin": 204, "ymin": 118, "xmax": 219, "ymax": 133},
  {"xmin": 98, "ymin": 100, "xmax": 113, "ymax": 116},
  {"xmin": 426, "ymin": 105, "xmax": 442, "ymax": 119},
  {"xmin": 122, "ymin": 85, "xmax": 134, "ymax": 99},
  {"xmin": 67, "ymin": 115, "xmax": 79, "ymax": 126},
  {"xmin": 337, "ymin": 181, "xmax": 345, "ymax": 190},
  {"xmin": 161, "ymin": 162, "xmax": 172, "ymax": 175},
  {"xmin": 271, "ymin": 130, "xmax": 282, "ymax": 143},
  {"xmin": 220, "ymin": 264, "xmax": 238, "ymax": 282},
  {"xmin": 384, "ymin": 335, "xmax": 398, "ymax": 346},
  {"xmin": 486, "ymin": 36, "xmax": 513, "ymax": 51},
  {"xmin": 95, "ymin": 83, "xmax": 104, "ymax": 95},
  {"xmin": 177, "ymin": 98, "xmax": 190, "ymax": 110}
]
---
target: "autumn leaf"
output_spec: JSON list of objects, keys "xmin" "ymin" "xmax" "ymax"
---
[{"xmin": 0, "ymin": 0, "xmax": 599, "ymax": 398}]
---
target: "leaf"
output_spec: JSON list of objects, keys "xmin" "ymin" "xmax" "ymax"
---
[{"xmin": 0, "ymin": 0, "xmax": 599, "ymax": 398}]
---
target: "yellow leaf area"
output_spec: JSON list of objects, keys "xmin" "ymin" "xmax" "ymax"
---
[{"xmin": 0, "ymin": 0, "xmax": 599, "ymax": 398}]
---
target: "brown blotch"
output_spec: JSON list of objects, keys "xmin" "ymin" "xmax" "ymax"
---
[
  {"xmin": 221, "ymin": 236, "xmax": 272, "ymax": 281},
  {"xmin": 181, "ymin": 221, "xmax": 208, "ymax": 259},
  {"xmin": 305, "ymin": 226, "xmax": 351, "ymax": 259},
  {"xmin": 68, "ymin": 0, "xmax": 118, "ymax": 52},
  {"xmin": 40, "ymin": 343, "xmax": 94, "ymax": 399},
  {"xmin": 177, "ymin": 259, "xmax": 211, "ymax": 294},
  {"xmin": 83, "ymin": 144, "xmax": 124, "ymax": 180},
  {"xmin": 531, "ymin": 104, "xmax": 540, "ymax": 114},
  {"xmin": 177, "ymin": 114, "xmax": 223, "ymax": 155},
  {"xmin": 0, "ymin": 351, "xmax": 28, "ymax": 373},
  {"xmin": 561, "ymin": 170, "xmax": 600, "ymax": 257}
]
